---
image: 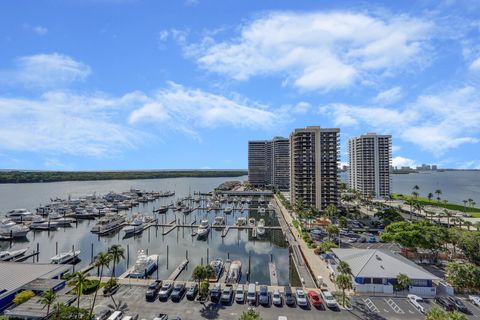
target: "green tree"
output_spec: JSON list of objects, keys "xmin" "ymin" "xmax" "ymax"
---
[
  {"xmin": 71, "ymin": 271, "xmax": 90, "ymax": 320},
  {"xmin": 198, "ymin": 280, "xmax": 210, "ymax": 301},
  {"xmin": 336, "ymin": 273, "xmax": 352, "ymax": 307},
  {"xmin": 457, "ymin": 231, "xmax": 480, "ymax": 265},
  {"xmin": 324, "ymin": 204, "xmax": 338, "ymax": 221},
  {"xmin": 395, "ymin": 273, "xmax": 410, "ymax": 291},
  {"xmin": 325, "ymin": 224, "xmax": 339, "ymax": 240},
  {"xmin": 318, "ymin": 240, "xmax": 337, "ymax": 253},
  {"xmin": 107, "ymin": 244, "xmax": 125, "ymax": 279},
  {"xmin": 13, "ymin": 290, "xmax": 35, "ymax": 305},
  {"xmin": 338, "ymin": 216, "xmax": 347, "ymax": 229},
  {"xmin": 192, "ymin": 265, "xmax": 214, "ymax": 287},
  {"xmin": 426, "ymin": 307, "xmax": 447, "ymax": 320},
  {"xmin": 89, "ymin": 251, "xmax": 112, "ymax": 319},
  {"xmin": 50, "ymin": 303, "xmax": 92, "ymax": 320},
  {"xmin": 239, "ymin": 309, "xmax": 262, "ymax": 320},
  {"xmin": 374, "ymin": 208, "xmax": 404, "ymax": 226},
  {"xmin": 445, "ymin": 261, "xmax": 480, "ymax": 292},
  {"xmin": 337, "ymin": 261, "xmax": 351, "ymax": 275},
  {"xmin": 39, "ymin": 289, "xmax": 56, "ymax": 317},
  {"xmin": 427, "ymin": 193, "xmax": 434, "ymax": 202}
]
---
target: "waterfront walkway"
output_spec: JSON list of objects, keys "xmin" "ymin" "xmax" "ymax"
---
[{"xmin": 273, "ymin": 195, "xmax": 336, "ymax": 290}]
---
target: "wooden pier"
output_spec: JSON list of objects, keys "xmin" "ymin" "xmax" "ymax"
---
[
  {"xmin": 13, "ymin": 251, "xmax": 40, "ymax": 262},
  {"xmin": 268, "ymin": 262, "xmax": 279, "ymax": 286},
  {"xmin": 167, "ymin": 259, "xmax": 189, "ymax": 281}
]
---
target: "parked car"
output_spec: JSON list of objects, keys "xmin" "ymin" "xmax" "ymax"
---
[
  {"xmin": 367, "ymin": 236, "xmax": 377, "ymax": 243},
  {"xmin": 247, "ymin": 283, "xmax": 257, "ymax": 305},
  {"xmin": 171, "ymin": 282, "xmax": 186, "ymax": 302},
  {"xmin": 308, "ymin": 290, "xmax": 323, "ymax": 308},
  {"xmin": 221, "ymin": 286, "xmax": 233, "ymax": 304},
  {"xmin": 153, "ymin": 314, "xmax": 168, "ymax": 320},
  {"xmin": 145, "ymin": 280, "xmax": 162, "ymax": 301},
  {"xmin": 407, "ymin": 294, "xmax": 425, "ymax": 313},
  {"xmin": 296, "ymin": 289, "xmax": 308, "ymax": 307},
  {"xmin": 357, "ymin": 237, "xmax": 366, "ymax": 243},
  {"xmin": 469, "ymin": 295, "xmax": 480, "ymax": 307},
  {"xmin": 320, "ymin": 290, "xmax": 338, "ymax": 308},
  {"xmin": 258, "ymin": 285, "xmax": 269, "ymax": 306},
  {"xmin": 158, "ymin": 283, "xmax": 173, "ymax": 300},
  {"xmin": 94, "ymin": 307, "xmax": 112, "ymax": 320},
  {"xmin": 186, "ymin": 283, "xmax": 198, "ymax": 300},
  {"xmin": 121, "ymin": 315, "xmax": 138, "ymax": 320},
  {"xmin": 448, "ymin": 296, "xmax": 469, "ymax": 313},
  {"xmin": 272, "ymin": 289, "xmax": 282, "ymax": 306},
  {"xmin": 284, "ymin": 286, "xmax": 295, "ymax": 306},
  {"xmin": 347, "ymin": 238, "xmax": 357, "ymax": 243},
  {"xmin": 435, "ymin": 297, "xmax": 455, "ymax": 311},
  {"xmin": 235, "ymin": 284, "xmax": 245, "ymax": 303},
  {"xmin": 210, "ymin": 283, "xmax": 222, "ymax": 302}
]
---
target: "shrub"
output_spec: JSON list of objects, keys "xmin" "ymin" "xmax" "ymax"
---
[{"xmin": 13, "ymin": 290, "xmax": 35, "ymax": 305}]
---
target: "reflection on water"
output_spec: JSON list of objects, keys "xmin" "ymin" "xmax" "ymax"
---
[{"xmin": 0, "ymin": 176, "xmax": 300, "ymax": 286}]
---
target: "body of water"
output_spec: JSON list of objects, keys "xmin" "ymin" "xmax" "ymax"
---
[
  {"xmin": 341, "ymin": 171, "xmax": 480, "ymax": 204},
  {"xmin": 0, "ymin": 176, "xmax": 299, "ymax": 286}
]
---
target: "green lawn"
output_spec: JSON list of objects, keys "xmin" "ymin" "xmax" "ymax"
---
[{"xmin": 391, "ymin": 193, "xmax": 480, "ymax": 217}]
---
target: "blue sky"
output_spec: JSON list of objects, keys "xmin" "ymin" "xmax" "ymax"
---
[{"xmin": 1, "ymin": 0, "xmax": 480, "ymax": 170}]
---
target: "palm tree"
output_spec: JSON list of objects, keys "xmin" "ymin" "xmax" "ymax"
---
[
  {"xmin": 336, "ymin": 273, "xmax": 352, "ymax": 307},
  {"xmin": 474, "ymin": 221, "xmax": 480, "ymax": 232},
  {"xmin": 395, "ymin": 273, "xmax": 410, "ymax": 291},
  {"xmin": 443, "ymin": 209, "xmax": 453, "ymax": 228},
  {"xmin": 411, "ymin": 191, "xmax": 419, "ymax": 200},
  {"xmin": 426, "ymin": 307, "xmax": 447, "ymax": 320},
  {"xmin": 405, "ymin": 199, "xmax": 416, "ymax": 220},
  {"xmin": 337, "ymin": 261, "xmax": 351, "ymax": 275},
  {"xmin": 464, "ymin": 221, "xmax": 473, "ymax": 231},
  {"xmin": 239, "ymin": 309, "xmax": 262, "ymax": 320},
  {"xmin": 324, "ymin": 204, "xmax": 338, "ymax": 221},
  {"xmin": 414, "ymin": 201, "xmax": 423, "ymax": 220},
  {"xmin": 463, "ymin": 200, "xmax": 468, "ymax": 214},
  {"xmin": 39, "ymin": 289, "xmax": 56, "ymax": 317},
  {"xmin": 71, "ymin": 271, "xmax": 90, "ymax": 320},
  {"xmin": 89, "ymin": 252, "xmax": 112, "ymax": 318},
  {"xmin": 435, "ymin": 189, "xmax": 442, "ymax": 206},
  {"xmin": 427, "ymin": 193, "xmax": 433, "ymax": 202},
  {"xmin": 108, "ymin": 244, "xmax": 125, "ymax": 279}
]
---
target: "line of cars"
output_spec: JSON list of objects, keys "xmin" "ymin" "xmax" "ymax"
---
[{"xmin": 406, "ymin": 294, "xmax": 480, "ymax": 315}]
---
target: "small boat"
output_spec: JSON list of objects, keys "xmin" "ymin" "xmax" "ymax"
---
[
  {"xmin": 0, "ymin": 221, "xmax": 30, "ymax": 239},
  {"xmin": 129, "ymin": 250, "xmax": 158, "ymax": 278},
  {"xmin": 197, "ymin": 219, "xmax": 210, "ymax": 239},
  {"xmin": 91, "ymin": 213, "xmax": 126, "ymax": 234},
  {"xmin": 256, "ymin": 219, "xmax": 265, "ymax": 235},
  {"xmin": 236, "ymin": 217, "xmax": 247, "ymax": 226},
  {"xmin": 213, "ymin": 216, "xmax": 225, "ymax": 226},
  {"xmin": 0, "ymin": 248, "xmax": 28, "ymax": 261},
  {"xmin": 155, "ymin": 205, "xmax": 169, "ymax": 214},
  {"xmin": 29, "ymin": 216, "xmax": 58, "ymax": 231},
  {"xmin": 6, "ymin": 209, "xmax": 33, "ymax": 223},
  {"xmin": 258, "ymin": 207, "xmax": 266, "ymax": 214},
  {"xmin": 122, "ymin": 215, "xmax": 150, "ymax": 236},
  {"xmin": 225, "ymin": 260, "xmax": 242, "ymax": 285},
  {"xmin": 248, "ymin": 217, "xmax": 256, "ymax": 226},
  {"xmin": 209, "ymin": 258, "xmax": 224, "ymax": 281},
  {"xmin": 51, "ymin": 250, "xmax": 81, "ymax": 264},
  {"xmin": 224, "ymin": 207, "xmax": 233, "ymax": 214}
]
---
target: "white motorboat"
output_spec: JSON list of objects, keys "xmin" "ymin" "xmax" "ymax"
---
[
  {"xmin": 248, "ymin": 217, "xmax": 256, "ymax": 226},
  {"xmin": 6, "ymin": 209, "xmax": 33, "ymax": 223},
  {"xmin": 197, "ymin": 219, "xmax": 210, "ymax": 239},
  {"xmin": 236, "ymin": 217, "xmax": 247, "ymax": 226},
  {"xmin": 258, "ymin": 207, "xmax": 266, "ymax": 214},
  {"xmin": 129, "ymin": 250, "xmax": 158, "ymax": 278},
  {"xmin": 51, "ymin": 249, "xmax": 81, "ymax": 264},
  {"xmin": 226, "ymin": 260, "xmax": 242, "ymax": 285},
  {"xmin": 91, "ymin": 213, "xmax": 126, "ymax": 234},
  {"xmin": 155, "ymin": 205, "xmax": 169, "ymax": 214},
  {"xmin": 224, "ymin": 207, "xmax": 233, "ymax": 214},
  {"xmin": 213, "ymin": 216, "xmax": 225, "ymax": 226},
  {"xmin": 0, "ymin": 248, "xmax": 28, "ymax": 261},
  {"xmin": 256, "ymin": 219, "xmax": 266, "ymax": 235},
  {"xmin": 29, "ymin": 215, "xmax": 59, "ymax": 231},
  {"xmin": 0, "ymin": 220, "xmax": 30, "ymax": 239},
  {"xmin": 209, "ymin": 258, "xmax": 224, "ymax": 281},
  {"xmin": 122, "ymin": 215, "xmax": 152, "ymax": 236}
]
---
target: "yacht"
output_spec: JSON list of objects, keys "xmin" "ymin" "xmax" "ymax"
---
[
  {"xmin": 258, "ymin": 207, "xmax": 266, "ymax": 214},
  {"xmin": 29, "ymin": 216, "xmax": 59, "ymax": 231},
  {"xmin": 225, "ymin": 260, "xmax": 242, "ymax": 285},
  {"xmin": 155, "ymin": 205, "xmax": 169, "ymax": 214},
  {"xmin": 213, "ymin": 216, "xmax": 225, "ymax": 226},
  {"xmin": 91, "ymin": 214, "xmax": 126, "ymax": 234},
  {"xmin": 122, "ymin": 215, "xmax": 151, "ymax": 236},
  {"xmin": 196, "ymin": 219, "xmax": 210, "ymax": 239},
  {"xmin": 0, "ymin": 248, "xmax": 28, "ymax": 261},
  {"xmin": 248, "ymin": 217, "xmax": 256, "ymax": 226},
  {"xmin": 129, "ymin": 250, "xmax": 158, "ymax": 278},
  {"xmin": 194, "ymin": 195, "xmax": 201, "ymax": 203},
  {"xmin": 6, "ymin": 209, "xmax": 33, "ymax": 223},
  {"xmin": 256, "ymin": 219, "xmax": 266, "ymax": 235},
  {"xmin": 51, "ymin": 249, "xmax": 81, "ymax": 264},
  {"xmin": 0, "ymin": 221, "xmax": 30, "ymax": 239},
  {"xmin": 236, "ymin": 217, "xmax": 247, "ymax": 226},
  {"xmin": 209, "ymin": 258, "xmax": 224, "ymax": 281},
  {"xmin": 224, "ymin": 207, "xmax": 233, "ymax": 214}
]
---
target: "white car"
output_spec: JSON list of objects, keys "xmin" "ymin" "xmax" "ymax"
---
[
  {"xmin": 278, "ymin": 317, "xmax": 288, "ymax": 320},
  {"xmin": 407, "ymin": 294, "xmax": 425, "ymax": 313},
  {"xmin": 272, "ymin": 289, "xmax": 282, "ymax": 306},
  {"xmin": 296, "ymin": 289, "xmax": 308, "ymax": 307},
  {"xmin": 469, "ymin": 295, "xmax": 480, "ymax": 306},
  {"xmin": 321, "ymin": 290, "xmax": 338, "ymax": 308},
  {"xmin": 235, "ymin": 284, "xmax": 245, "ymax": 303}
]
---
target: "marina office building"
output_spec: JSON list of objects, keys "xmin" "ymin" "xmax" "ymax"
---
[
  {"xmin": 348, "ymin": 133, "xmax": 392, "ymax": 198},
  {"xmin": 289, "ymin": 126, "xmax": 340, "ymax": 211},
  {"xmin": 248, "ymin": 136, "xmax": 290, "ymax": 191}
]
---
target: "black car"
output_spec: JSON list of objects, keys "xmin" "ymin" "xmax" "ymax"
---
[
  {"xmin": 145, "ymin": 280, "xmax": 162, "ymax": 301},
  {"xmin": 171, "ymin": 283, "xmax": 186, "ymax": 302},
  {"xmin": 284, "ymin": 286, "xmax": 295, "ymax": 306},
  {"xmin": 258, "ymin": 285, "xmax": 269, "ymax": 306},
  {"xmin": 448, "ymin": 297, "xmax": 469, "ymax": 313},
  {"xmin": 435, "ymin": 297, "xmax": 455, "ymax": 311},
  {"xmin": 210, "ymin": 283, "xmax": 222, "ymax": 302},
  {"xmin": 186, "ymin": 283, "xmax": 198, "ymax": 300}
]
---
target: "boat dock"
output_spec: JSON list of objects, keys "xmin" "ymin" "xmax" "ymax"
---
[
  {"xmin": 167, "ymin": 259, "xmax": 189, "ymax": 281},
  {"xmin": 268, "ymin": 262, "xmax": 278, "ymax": 286},
  {"xmin": 218, "ymin": 260, "xmax": 231, "ymax": 283},
  {"xmin": 119, "ymin": 265, "xmax": 136, "ymax": 279},
  {"xmin": 162, "ymin": 225, "xmax": 177, "ymax": 235},
  {"xmin": 155, "ymin": 223, "xmax": 281, "ymax": 231},
  {"xmin": 13, "ymin": 251, "xmax": 40, "ymax": 263}
]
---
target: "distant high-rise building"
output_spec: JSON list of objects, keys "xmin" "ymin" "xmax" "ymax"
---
[
  {"xmin": 247, "ymin": 137, "xmax": 290, "ymax": 190},
  {"xmin": 289, "ymin": 126, "xmax": 340, "ymax": 210},
  {"xmin": 348, "ymin": 133, "xmax": 392, "ymax": 198},
  {"xmin": 431, "ymin": 165, "xmax": 438, "ymax": 170}
]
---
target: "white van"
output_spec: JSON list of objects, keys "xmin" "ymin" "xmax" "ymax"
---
[
  {"xmin": 247, "ymin": 283, "xmax": 257, "ymax": 305},
  {"xmin": 107, "ymin": 311, "xmax": 123, "ymax": 320}
]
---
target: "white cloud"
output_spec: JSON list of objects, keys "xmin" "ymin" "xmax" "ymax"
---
[
  {"xmin": 470, "ymin": 57, "xmax": 480, "ymax": 71},
  {"xmin": 320, "ymin": 86, "xmax": 480, "ymax": 154},
  {"xmin": 372, "ymin": 86, "xmax": 403, "ymax": 104},
  {"xmin": 33, "ymin": 26, "xmax": 48, "ymax": 35},
  {"xmin": 392, "ymin": 156, "xmax": 417, "ymax": 168},
  {"xmin": 0, "ymin": 53, "xmax": 91, "ymax": 88},
  {"xmin": 184, "ymin": 0, "xmax": 199, "ymax": 6},
  {"xmin": 185, "ymin": 11, "xmax": 432, "ymax": 91},
  {"xmin": 158, "ymin": 30, "xmax": 169, "ymax": 42},
  {"xmin": 128, "ymin": 82, "xmax": 282, "ymax": 134},
  {"xmin": 293, "ymin": 101, "xmax": 311, "ymax": 114}
]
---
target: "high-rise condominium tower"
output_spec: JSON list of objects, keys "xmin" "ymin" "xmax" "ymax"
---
[
  {"xmin": 348, "ymin": 133, "xmax": 392, "ymax": 198},
  {"xmin": 289, "ymin": 126, "xmax": 340, "ymax": 210}
]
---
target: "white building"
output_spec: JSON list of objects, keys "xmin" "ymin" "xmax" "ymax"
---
[{"xmin": 348, "ymin": 133, "xmax": 392, "ymax": 198}]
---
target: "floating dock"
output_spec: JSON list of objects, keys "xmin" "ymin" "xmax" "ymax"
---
[
  {"xmin": 167, "ymin": 259, "xmax": 189, "ymax": 281},
  {"xmin": 268, "ymin": 262, "xmax": 279, "ymax": 286},
  {"xmin": 218, "ymin": 260, "xmax": 231, "ymax": 283}
]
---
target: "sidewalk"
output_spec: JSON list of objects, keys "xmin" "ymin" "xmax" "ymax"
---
[{"xmin": 273, "ymin": 195, "xmax": 337, "ymax": 291}]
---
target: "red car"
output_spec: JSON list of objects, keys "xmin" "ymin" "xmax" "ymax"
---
[{"xmin": 308, "ymin": 290, "xmax": 323, "ymax": 308}]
